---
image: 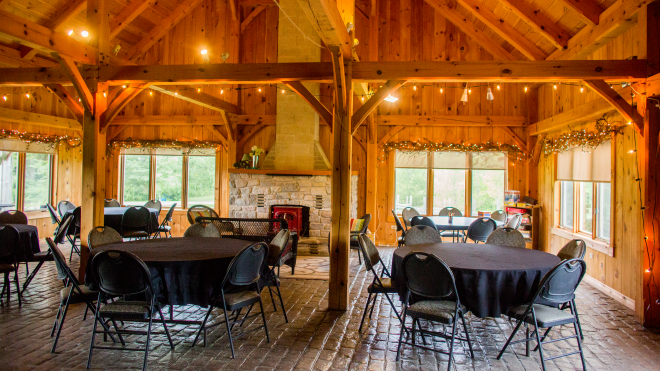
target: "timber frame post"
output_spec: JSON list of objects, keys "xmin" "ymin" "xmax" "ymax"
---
[{"xmin": 329, "ymin": 46, "xmax": 353, "ymax": 310}]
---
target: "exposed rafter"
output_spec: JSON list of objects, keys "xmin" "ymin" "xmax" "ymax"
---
[
  {"xmin": 100, "ymin": 83, "xmax": 151, "ymax": 132},
  {"xmin": 51, "ymin": 53, "xmax": 93, "ymax": 112},
  {"xmin": 499, "ymin": 0, "xmax": 571, "ymax": 50},
  {"xmin": 46, "ymin": 0, "xmax": 87, "ymax": 32},
  {"xmin": 237, "ymin": 122, "xmax": 268, "ymax": 148},
  {"xmin": 111, "ymin": 115, "xmax": 273, "ymax": 126},
  {"xmin": 284, "ymin": 81, "xmax": 333, "ymax": 130},
  {"xmin": 456, "ymin": 0, "xmax": 547, "ymax": 60},
  {"xmin": 377, "ymin": 115, "xmax": 528, "ymax": 126},
  {"xmin": 584, "ymin": 79, "xmax": 644, "ymax": 135},
  {"xmin": 296, "ymin": 0, "xmax": 353, "ymax": 57},
  {"xmin": 44, "ymin": 84, "xmax": 84, "ymax": 122},
  {"xmin": 0, "ymin": 107, "xmax": 82, "ymax": 131},
  {"xmin": 127, "ymin": 0, "xmax": 204, "ymax": 62},
  {"xmin": 529, "ymin": 98, "xmax": 616, "ymax": 136},
  {"xmin": 204, "ymin": 125, "xmax": 229, "ymax": 146},
  {"xmin": 149, "ymin": 86, "xmax": 240, "ymax": 114},
  {"xmin": 378, "ymin": 125, "xmax": 405, "ymax": 148},
  {"xmin": 0, "ymin": 46, "xmax": 59, "ymax": 68},
  {"xmin": 241, "ymin": 5, "xmax": 268, "ymax": 33},
  {"xmin": 558, "ymin": 0, "xmax": 602, "ymax": 26},
  {"xmin": 499, "ymin": 126, "xmax": 528, "ymax": 153},
  {"xmin": 423, "ymin": 0, "xmax": 517, "ymax": 61},
  {"xmin": 109, "ymin": 0, "xmax": 153, "ymax": 40},
  {"xmin": 352, "ymin": 80, "xmax": 406, "ymax": 134}
]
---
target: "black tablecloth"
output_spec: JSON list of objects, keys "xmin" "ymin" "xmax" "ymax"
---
[
  {"xmin": 392, "ymin": 243, "xmax": 560, "ymax": 318},
  {"xmin": 0, "ymin": 224, "xmax": 40, "ymax": 262},
  {"xmin": 407, "ymin": 216, "xmax": 504, "ymax": 230},
  {"xmin": 86, "ymin": 237, "xmax": 257, "ymax": 307},
  {"xmin": 65, "ymin": 207, "xmax": 160, "ymax": 234}
]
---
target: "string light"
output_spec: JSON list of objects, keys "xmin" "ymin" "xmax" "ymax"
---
[
  {"xmin": 553, "ymin": 84, "xmax": 557, "ymax": 90},
  {"xmin": 221, "ymin": 89, "xmax": 224, "ymax": 95},
  {"xmin": 440, "ymin": 87, "xmax": 443, "ymax": 94},
  {"xmin": 541, "ymin": 113, "xmax": 623, "ymax": 155},
  {"xmin": 175, "ymin": 92, "xmax": 178, "ymax": 96},
  {"xmin": 281, "ymin": 89, "xmax": 285, "ymax": 94},
  {"xmin": 413, "ymin": 84, "xmax": 417, "ymax": 91},
  {"xmin": 524, "ymin": 86, "xmax": 528, "ymax": 93},
  {"xmin": 361, "ymin": 96, "xmax": 365, "ymax": 102},
  {"xmin": 197, "ymin": 88, "xmax": 201, "ymax": 93},
  {"xmin": 25, "ymin": 93, "xmax": 29, "ymax": 99},
  {"xmin": 149, "ymin": 91, "xmax": 153, "ymax": 97},
  {"xmin": 68, "ymin": 30, "xmax": 73, "ymax": 36},
  {"xmin": 580, "ymin": 86, "xmax": 584, "ymax": 93},
  {"xmin": 381, "ymin": 140, "xmax": 526, "ymax": 162},
  {"xmin": 122, "ymin": 85, "xmax": 127, "ymax": 89},
  {"xmin": 496, "ymin": 84, "xmax": 500, "ymax": 91},
  {"xmin": 103, "ymin": 92, "xmax": 106, "ymax": 97},
  {"xmin": 629, "ymin": 149, "xmax": 636, "ymax": 153},
  {"xmin": 2, "ymin": 95, "xmax": 6, "ymax": 101},
  {"xmin": 258, "ymin": 87, "xmax": 262, "ymax": 93},
  {"xmin": 108, "ymin": 139, "xmax": 222, "ymax": 154},
  {"xmin": 0, "ymin": 129, "xmax": 80, "ymax": 148}
]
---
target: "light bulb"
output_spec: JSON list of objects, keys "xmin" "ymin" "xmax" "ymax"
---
[
  {"xmin": 384, "ymin": 95, "xmax": 398, "ymax": 102},
  {"xmin": 647, "ymin": 268, "xmax": 652, "ymax": 273},
  {"xmin": 627, "ymin": 121, "xmax": 632, "ymax": 125},
  {"xmin": 122, "ymin": 85, "xmax": 127, "ymax": 89},
  {"xmin": 197, "ymin": 88, "xmax": 201, "ymax": 93},
  {"xmin": 460, "ymin": 88, "xmax": 468, "ymax": 104},
  {"xmin": 68, "ymin": 30, "xmax": 73, "ymax": 36},
  {"xmin": 629, "ymin": 150, "xmax": 636, "ymax": 153},
  {"xmin": 175, "ymin": 92, "xmax": 178, "ymax": 96},
  {"xmin": 496, "ymin": 84, "xmax": 500, "ymax": 90},
  {"xmin": 81, "ymin": 30, "xmax": 89, "ymax": 38},
  {"xmin": 524, "ymin": 86, "xmax": 528, "ymax": 93},
  {"xmin": 440, "ymin": 88, "xmax": 443, "ymax": 94},
  {"xmin": 413, "ymin": 85, "xmax": 417, "ymax": 91},
  {"xmin": 201, "ymin": 49, "xmax": 208, "ymax": 55},
  {"xmin": 580, "ymin": 86, "xmax": 584, "ymax": 93},
  {"xmin": 149, "ymin": 91, "xmax": 153, "ymax": 96},
  {"xmin": 361, "ymin": 96, "xmax": 365, "ymax": 102},
  {"xmin": 103, "ymin": 92, "xmax": 106, "ymax": 97},
  {"xmin": 553, "ymin": 84, "xmax": 557, "ymax": 90},
  {"xmin": 258, "ymin": 87, "xmax": 262, "ymax": 93},
  {"xmin": 221, "ymin": 89, "xmax": 224, "ymax": 94},
  {"xmin": 26, "ymin": 93, "xmax": 30, "ymax": 99},
  {"xmin": 281, "ymin": 89, "xmax": 285, "ymax": 94},
  {"xmin": 486, "ymin": 87, "xmax": 494, "ymax": 101},
  {"xmin": 2, "ymin": 95, "xmax": 6, "ymax": 101},
  {"xmin": 468, "ymin": 88, "xmax": 472, "ymax": 94}
]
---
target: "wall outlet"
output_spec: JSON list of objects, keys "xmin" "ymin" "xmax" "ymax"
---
[
  {"xmin": 589, "ymin": 253, "xmax": 594, "ymax": 259},
  {"xmin": 391, "ymin": 225, "xmax": 396, "ymax": 230}
]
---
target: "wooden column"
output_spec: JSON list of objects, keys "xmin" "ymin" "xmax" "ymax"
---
[
  {"xmin": 365, "ymin": 114, "xmax": 377, "ymax": 227},
  {"xmin": 329, "ymin": 46, "xmax": 352, "ymax": 310},
  {"xmin": 643, "ymin": 99, "xmax": 660, "ymax": 328},
  {"xmin": 218, "ymin": 143, "xmax": 233, "ymax": 218}
]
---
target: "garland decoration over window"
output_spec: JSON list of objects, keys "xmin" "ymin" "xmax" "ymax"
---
[
  {"xmin": 541, "ymin": 113, "xmax": 625, "ymax": 155},
  {"xmin": 108, "ymin": 139, "xmax": 223, "ymax": 154},
  {"xmin": 0, "ymin": 129, "xmax": 81, "ymax": 149},
  {"xmin": 381, "ymin": 140, "xmax": 527, "ymax": 162}
]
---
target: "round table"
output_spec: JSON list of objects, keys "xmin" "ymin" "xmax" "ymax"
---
[
  {"xmin": 0, "ymin": 224, "xmax": 40, "ymax": 262},
  {"xmin": 86, "ymin": 237, "xmax": 257, "ymax": 307},
  {"xmin": 391, "ymin": 243, "xmax": 560, "ymax": 318},
  {"xmin": 65, "ymin": 207, "xmax": 160, "ymax": 234},
  {"xmin": 409, "ymin": 216, "xmax": 504, "ymax": 230}
]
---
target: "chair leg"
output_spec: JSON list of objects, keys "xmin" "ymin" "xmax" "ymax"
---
[
  {"xmin": 416, "ymin": 318, "xmax": 427, "ymax": 345},
  {"xmin": 574, "ymin": 315, "xmax": 587, "ymax": 370},
  {"xmin": 142, "ymin": 310, "xmax": 154, "ymax": 371},
  {"xmin": 239, "ymin": 304, "xmax": 255, "ymax": 327},
  {"xmin": 192, "ymin": 305, "xmax": 213, "ymax": 347},
  {"xmin": 532, "ymin": 312, "xmax": 547, "ymax": 371},
  {"xmin": 275, "ymin": 282, "xmax": 288, "ymax": 323},
  {"xmin": 358, "ymin": 292, "xmax": 373, "ymax": 332},
  {"xmin": 223, "ymin": 306, "xmax": 235, "ymax": 358},
  {"xmin": 383, "ymin": 293, "xmax": 402, "ymax": 325},
  {"xmin": 459, "ymin": 311, "xmax": 474, "ymax": 358},
  {"xmin": 497, "ymin": 317, "xmax": 526, "ymax": 360},
  {"xmin": 446, "ymin": 318, "xmax": 458, "ymax": 371},
  {"xmin": 158, "ymin": 307, "xmax": 175, "ymax": 349},
  {"xmin": 258, "ymin": 298, "xmax": 270, "ymax": 343},
  {"xmin": 13, "ymin": 268, "xmax": 21, "ymax": 306},
  {"xmin": 571, "ymin": 299, "xmax": 584, "ymax": 340},
  {"xmin": 52, "ymin": 297, "xmax": 72, "ymax": 353},
  {"xmin": 411, "ymin": 316, "xmax": 417, "ymax": 346},
  {"xmin": 396, "ymin": 309, "xmax": 407, "ymax": 361},
  {"xmin": 86, "ymin": 299, "xmax": 102, "ymax": 369},
  {"xmin": 51, "ymin": 300, "xmax": 64, "ymax": 337},
  {"xmin": 525, "ymin": 324, "xmax": 530, "ymax": 357},
  {"xmin": 267, "ymin": 286, "xmax": 277, "ymax": 312},
  {"xmin": 369, "ymin": 293, "xmax": 379, "ymax": 319},
  {"xmin": 21, "ymin": 261, "xmax": 44, "ymax": 295}
]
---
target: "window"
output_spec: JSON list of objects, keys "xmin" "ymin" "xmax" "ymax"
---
[
  {"xmin": 557, "ymin": 142, "xmax": 611, "ymax": 241},
  {"xmin": 121, "ymin": 152, "xmax": 216, "ymax": 209},
  {"xmin": 0, "ymin": 149, "xmax": 53, "ymax": 212},
  {"xmin": 394, "ymin": 151, "xmax": 507, "ymax": 216}
]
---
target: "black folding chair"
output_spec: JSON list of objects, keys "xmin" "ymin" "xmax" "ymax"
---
[
  {"xmin": 396, "ymin": 252, "xmax": 474, "ymax": 370},
  {"xmin": 67, "ymin": 207, "xmax": 82, "ymax": 261},
  {"xmin": 192, "ymin": 242, "xmax": 270, "ymax": 358},
  {"xmin": 497, "ymin": 259, "xmax": 587, "ymax": 370},
  {"xmin": 88, "ymin": 250, "xmax": 174, "ymax": 371},
  {"xmin": 46, "ymin": 204, "xmax": 62, "ymax": 236},
  {"xmin": 463, "ymin": 217, "xmax": 497, "ymax": 243},
  {"xmin": 391, "ymin": 209, "xmax": 406, "ymax": 247},
  {"xmin": 120, "ymin": 206, "xmax": 151, "ymax": 240},
  {"xmin": 349, "ymin": 214, "xmax": 371, "ymax": 265},
  {"xmin": 156, "ymin": 203, "xmax": 177, "ymax": 238},
  {"xmin": 357, "ymin": 234, "xmax": 401, "ymax": 332},
  {"xmin": 21, "ymin": 217, "xmax": 70, "ymax": 295},
  {"xmin": 57, "ymin": 200, "xmax": 76, "ymax": 218},
  {"xmin": 263, "ymin": 229, "xmax": 291, "ymax": 323},
  {"xmin": 0, "ymin": 225, "xmax": 21, "ymax": 306}
]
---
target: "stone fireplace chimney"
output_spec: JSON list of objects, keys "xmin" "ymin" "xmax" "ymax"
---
[{"xmin": 260, "ymin": 0, "xmax": 331, "ymax": 171}]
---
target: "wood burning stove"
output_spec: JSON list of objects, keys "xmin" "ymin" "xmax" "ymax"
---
[{"xmin": 270, "ymin": 205, "xmax": 310, "ymax": 237}]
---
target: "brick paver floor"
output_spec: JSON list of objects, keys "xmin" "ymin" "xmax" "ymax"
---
[{"xmin": 1, "ymin": 243, "xmax": 659, "ymax": 370}]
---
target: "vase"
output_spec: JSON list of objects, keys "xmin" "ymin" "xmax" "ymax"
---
[{"xmin": 252, "ymin": 155, "xmax": 260, "ymax": 169}]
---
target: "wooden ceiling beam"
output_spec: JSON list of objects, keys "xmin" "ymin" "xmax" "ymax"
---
[
  {"xmin": 127, "ymin": 0, "xmax": 204, "ymax": 62},
  {"xmin": 237, "ymin": 122, "xmax": 268, "ymax": 148},
  {"xmin": 0, "ymin": 46, "xmax": 59, "ymax": 68},
  {"xmin": 499, "ymin": 0, "xmax": 571, "ymax": 49},
  {"xmin": 377, "ymin": 115, "xmax": 528, "ymax": 126},
  {"xmin": 529, "ymin": 98, "xmax": 616, "ymax": 136},
  {"xmin": 149, "ymin": 86, "xmax": 240, "ymax": 114},
  {"xmin": 100, "ymin": 83, "xmax": 150, "ymax": 132},
  {"xmin": 456, "ymin": 0, "xmax": 547, "ymax": 60},
  {"xmin": 0, "ymin": 107, "xmax": 82, "ymax": 131},
  {"xmin": 548, "ymin": 0, "xmax": 649, "ymax": 60},
  {"xmin": 204, "ymin": 125, "xmax": 228, "ymax": 146},
  {"xmin": 284, "ymin": 81, "xmax": 333, "ymax": 130},
  {"xmin": 51, "ymin": 53, "xmax": 93, "ymax": 112},
  {"xmin": 352, "ymin": 80, "xmax": 406, "ymax": 134},
  {"xmin": 558, "ymin": 0, "xmax": 602, "ymax": 26},
  {"xmin": 111, "ymin": 115, "xmax": 269, "ymax": 126},
  {"xmin": 584, "ymin": 79, "xmax": 644, "ymax": 135},
  {"xmin": 109, "ymin": 0, "xmax": 153, "ymax": 40},
  {"xmin": 46, "ymin": 0, "xmax": 87, "ymax": 32},
  {"xmin": 296, "ymin": 0, "xmax": 353, "ymax": 57},
  {"xmin": 241, "ymin": 5, "xmax": 267, "ymax": 33},
  {"xmin": 18, "ymin": 46, "xmax": 39, "ymax": 61},
  {"xmin": 43, "ymin": 84, "xmax": 84, "ymax": 122},
  {"xmin": 377, "ymin": 125, "xmax": 405, "ymax": 148},
  {"xmin": 499, "ymin": 126, "xmax": 528, "ymax": 153},
  {"xmin": 0, "ymin": 9, "xmax": 98, "ymax": 65},
  {"xmin": 229, "ymin": 0, "xmax": 238, "ymax": 21},
  {"xmin": 423, "ymin": 0, "xmax": 517, "ymax": 61}
]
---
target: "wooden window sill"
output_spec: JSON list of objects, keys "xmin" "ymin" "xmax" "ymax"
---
[{"xmin": 551, "ymin": 227, "xmax": 613, "ymax": 257}]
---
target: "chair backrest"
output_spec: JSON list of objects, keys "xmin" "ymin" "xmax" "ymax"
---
[
  {"xmin": 486, "ymin": 227, "xmax": 526, "ymax": 249},
  {"xmin": 88, "ymin": 226, "xmax": 123, "ymax": 249},
  {"xmin": 533, "ymin": 258, "xmax": 586, "ymax": 305},
  {"xmin": 401, "ymin": 207, "xmax": 420, "ymax": 227},
  {"xmin": 466, "ymin": 217, "xmax": 497, "ymax": 243},
  {"xmin": 72, "ymin": 206, "xmax": 81, "ymax": 228},
  {"xmin": 222, "ymin": 243, "xmax": 268, "ymax": 288},
  {"xmin": 104, "ymin": 199, "xmax": 120, "ymax": 207},
  {"xmin": 402, "ymin": 252, "xmax": 459, "ymax": 302},
  {"xmin": 121, "ymin": 206, "xmax": 151, "ymax": 230},
  {"xmin": 391, "ymin": 209, "xmax": 405, "ymax": 232},
  {"xmin": 0, "ymin": 225, "xmax": 19, "ymax": 260},
  {"xmin": 144, "ymin": 199, "xmax": 162, "ymax": 214},
  {"xmin": 354, "ymin": 214, "xmax": 371, "ymax": 234},
  {"xmin": 183, "ymin": 223, "xmax": 221, "ymax": 237},
  {"xmin": 410, "ymin": 215, "xmax": 438, "ymax": 230},
  {"xmin": 0, "ymin": 210, "xmax": 28, "ymax": 224},
  {"xmin": 438, "ymin": 207, "xmax": 463, "ymax": 217},
  {"xmin": 557, "ymin": 239, "xmax": 587, "ymax": 261},
  {"xmin": 163, "ymin": 203, "xmax": 177, "ymax": 223},
  {"xmin": 187, "ymin": 205, "xmax": 219, "ymax": 225},
  {"xmin": 490, "ymin": 210, "xmax": 507, "ymax": 223},
  {"xmin": 91, "ymin": 250, "xmax": 152, "ymax": 297},
  {"xmin": 505, "ymin": 214, "xmax": 523, "ymax": 229},
  {"xmin": 357, "ymin": 233, "xmax": 382, "ymax": 272},
  {"xmin": 404, "ymin": 225, "xmax": 443, "ymax": 245},
  {"xmin": 57, "ymin": 200, "xmax": 76, "ymax": 217},
  {"xmin": 54, "ymin": 215, "xmax": 74, "ymax": 245},
  {"xmin": 46, "ymin": 204, "xmax": 61, "ymax": 225},
  {"xmin": 266, "ymin": 229, "xmax": 291, "ymax": 266},
  {"xmin": 47, "ymin": 237, "xmax": 74, "ymax": 282}
]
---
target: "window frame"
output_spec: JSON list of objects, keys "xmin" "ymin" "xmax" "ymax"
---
[
  {"xmin": 558, "ymin": 180, "xmax": 611, "ymax": 242},
  {"xmin": 392, "ymin": 151, "xmax": 508, "ymax": 216},
  {"xmin": 120, "ymin": 152, "xmax": 216, "ymax": 210},
  {"xmin": 0, "ymin": 151, "xmax": 54, "ymax": 213}
]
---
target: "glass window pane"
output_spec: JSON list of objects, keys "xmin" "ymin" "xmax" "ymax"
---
[
  {"xmin": 0, "ymin": 151, "xmax": 18, "ymax": 210},
  {"xmin": 471, "ymin": 170, "xmax": 505, "ymax": 215},
  {"xmin": 597, "ymin": 183, "xmax": 611, "ymax": 240},
  {"xmin": 155, "ymin": 156, "xmax": 182, "ymax": 207},
  {"xmin": 24, "ymin": 153, "xmax": 51, "ymax": 211},
  {"xmin": 395, "ymin": 168, "xmax": 427, "ymax": 213},
  {"xmin": 188, "ymin": 156, "xmax": 216, "ymax": 207},
  {"xmin": 579, "ymin": 182, "xmax": 593, "ymax": 234},
  {"xmin": 123, "ymin": 155, "xmax": 150, "ymax": 206},
  {"xmin": 432, "ymin": 169, "xmax": 465, "ymax": 215},
  {"xmin": 560, "ymin": 181, "xmax": 574, "ymax": 228}
]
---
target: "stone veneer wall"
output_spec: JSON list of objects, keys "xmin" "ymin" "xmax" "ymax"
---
[{"xmin": 229, "ymin": 173, "xmax": 358, "ymax": 238}]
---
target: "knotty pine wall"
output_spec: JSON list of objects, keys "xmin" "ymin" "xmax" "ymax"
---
[{"xmin": 534, "ymin": 8, "xmax": 647, "ymax": 320}]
